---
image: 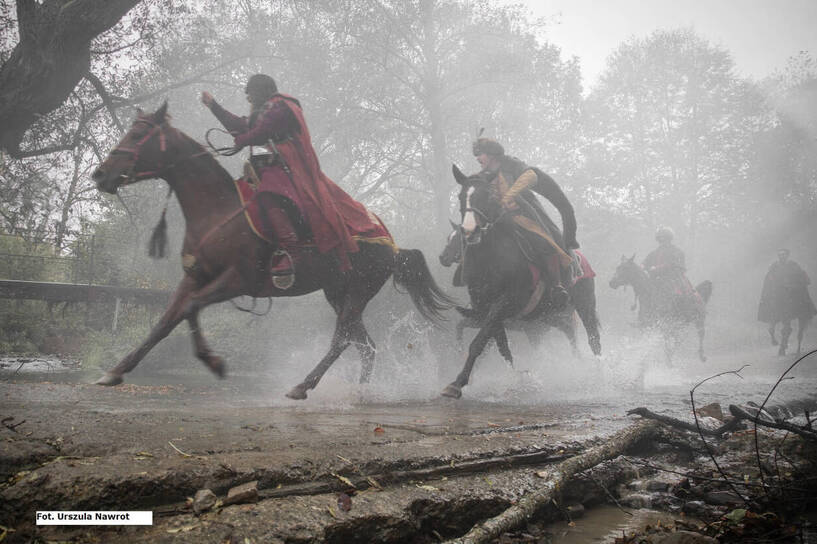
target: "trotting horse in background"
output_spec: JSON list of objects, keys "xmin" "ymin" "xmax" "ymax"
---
[
  {"xmin": 609, "ymin": 255, "xmax": 712, "ymax": 362},
  {"xmin": 91, "ymin": 103, "xmax": 454, "ymax": 399},
  {"xmin": 439, "ymin": 223, "xmax": 601, "ymax": 356},
  {"xmin": 440, "ymin": 167, "xmax": 587, "ymax": 399}
]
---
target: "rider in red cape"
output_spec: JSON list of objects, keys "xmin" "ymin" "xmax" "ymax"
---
[{"xmin": 202, "ymin": 74, "xmax": 384, "ymax": 277}]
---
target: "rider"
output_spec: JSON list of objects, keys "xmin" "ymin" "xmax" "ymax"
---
[
  {"xmin": 202, "ymin": 74, "xmax": 377, "ymax": 287},
  {"xmin": 642, "ymin": 227, "xmax": 696, "ymax": 305},
  {"xmin": 758, "ymin": 248, "xmax": 817, "ymax": 325},
  {"xmin": 471, "ymin": 137, "xmax": 578, "ymax": 308}
]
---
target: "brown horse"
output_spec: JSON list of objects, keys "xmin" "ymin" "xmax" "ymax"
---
[{"xmin": 91, "ymin": 103, "xmax": 453, "ymax": 399}]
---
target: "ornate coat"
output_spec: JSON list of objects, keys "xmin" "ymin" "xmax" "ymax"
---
[{"xmin": 211, "ymin": 94, "xmax": 386, "ymax": 270}]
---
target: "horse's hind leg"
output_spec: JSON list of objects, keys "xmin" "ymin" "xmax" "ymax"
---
[
  {"xmin": 349, "ymin": 318, "xmax": 376, "ymax": 383},
  {"xmin": 494, "ymin": 325, "xmax": 513, "ymax": 366},
  {"xmin": 697, "ymin": 320, "xmax": 707, "ymax": 362},
  {"xmin": 95, "ymin": 276, "xmax": 197, "ymax": 385},
  {"xmin": 780, "ymin": 321, "xmax": 792, "ymax": 355},
  {"xmin": 769, "ymin": 324, "xmax": 778, "ymax": 346},
  {"xmin": 188, "ymin": 311, "xmax": 226, "ymax": 379},
  {"xmin": 555, "ymin": 312, "xmax": 579, "ymax": 357},
  {"xmin": 573, "ymin": 279, "xmax": 601, "ymax": 355},
  {"xmin": 287, "ymin": 289, "xmax": 359, "ymax": 400},
  {"xmin": 796, "ymin": 317, "xmax": 811, "ymax": 355}
]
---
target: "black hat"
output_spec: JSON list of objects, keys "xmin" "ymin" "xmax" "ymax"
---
[{"xmin": 245, "ymin": 74, "xmax": 278, "ymax": 104}]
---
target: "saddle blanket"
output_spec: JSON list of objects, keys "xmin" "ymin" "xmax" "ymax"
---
[{"xmin": 234, "ymin": 178, "xmax": 396, "ymax": 252}]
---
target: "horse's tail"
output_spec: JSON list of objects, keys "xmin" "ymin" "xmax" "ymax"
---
[
  {"xmin": 696, "ymin": 280, "xmax": 713, "ymax": 304},
  {"xmin": 393, "ymin": 249, "xmax": 456, "ymax": 325}
]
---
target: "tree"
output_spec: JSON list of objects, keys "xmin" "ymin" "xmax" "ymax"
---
[
  {"xmin": 582, "ymin": 28, "xmax": 767, "ymax": 248},
  {"xmin": 0, "ymin": 0, "xmax": 144, "ymax": 156}
]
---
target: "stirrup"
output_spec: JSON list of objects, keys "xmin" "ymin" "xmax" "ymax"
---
[{"xmin": 271, "ymin": 249, "xmax": 295, "ymax": 290}]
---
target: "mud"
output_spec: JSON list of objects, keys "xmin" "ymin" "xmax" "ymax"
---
[
  {"xmin": 2, "ymin": 350, "xmax": 816, "ymax": 543},
  {"xmin": 0, "ymin": 372, "xmax": 642, "ymax": 543}
]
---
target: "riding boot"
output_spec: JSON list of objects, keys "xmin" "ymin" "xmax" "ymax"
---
[{"xmin": 266, "ymin": 207, "xmax": 299, "ymax": 290}]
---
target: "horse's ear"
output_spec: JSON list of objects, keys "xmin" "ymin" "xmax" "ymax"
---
[
  {"xmin": 629, "ymin": 253, "xmax": 636, "ymax": 262},
  {"xmin": 154, "ymin": 101, "xmax": 169, "ymax": 123},
  {"xmin": 136, "ymin": 107, "xmax": 144, "ymax": 117},
  {"xmin": 452, "ymin": 164, "xmax": 467, "ymax": 185}
]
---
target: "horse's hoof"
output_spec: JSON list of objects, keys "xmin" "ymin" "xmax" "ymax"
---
[
  {"xmin": 95, "ymin": 373, "xmax": 123, "ymax": 386},
  {"xmin": 441, "ymin": 384, "xmax": 462, "ymax": 399},
  {"xmin": 208, "ymin": 356, "xmax": 227, "ymax": 379},
  {"xmin": 285, "ymin": 385, "xmax": 308, "ymax": 400}
]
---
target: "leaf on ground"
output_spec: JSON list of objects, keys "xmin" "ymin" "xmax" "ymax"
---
[
  {"xmin": 166, "ymin": 523, "xmax": 198, "ymax": 533},
  {"xmin": 373, "ymin": 426, "xmax": 385, "ymax": 434},
  {"xmin": 535, "ymin": 470, "xmax": 549, "ymax": 478},
  {"xmin": 337, "ymin": 492, "xmax": 352, "ymax": 512},
  {"xmin": 416, "ymin": 484, "xmax": 440, "ymax": 492},
  {"xmin": 331, "ymin": 472, "xmax": 356, "ymax": 488},
  {"xmin": 327, "ymin": 505, "xmax": 337, "ymax": 518},
  {"xmin": 366, "ymin": 476, "xmax": 382, "ymax": 490}
]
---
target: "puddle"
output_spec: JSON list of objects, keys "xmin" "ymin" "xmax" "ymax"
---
[
  {"xmin": 549, "ymin": 505, "xmax": 682, "ymax": 543},
  {"xmin": 0, "ymin": 355, "xmax": 81, "ymax": 374}
]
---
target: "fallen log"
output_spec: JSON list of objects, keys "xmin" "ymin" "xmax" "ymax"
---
[
  {"xmin": 626, "ymin": 407, "xmax": 742, "ymax": 436},
  {"xmin": 729, "ymin": 404, "xmax": 817, "ymax": 442},
  {"xmin": 445, "ymin": 420, "xmax": 659, "ymax": 544}
]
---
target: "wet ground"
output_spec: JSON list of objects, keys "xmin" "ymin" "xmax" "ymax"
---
[{"xmin": 1, "ymin": 340, "xmax": 816, "ymax": 542}]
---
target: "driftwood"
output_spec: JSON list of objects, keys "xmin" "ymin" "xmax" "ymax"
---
[
  {"xmin": 729, "ymin": 404, "xmax": 817, "ymax": 442},
  {"xmin": 445, "ymin": 420, "xmax": 659, "ymax": 544},
  {"xmin": 627, "ymin": 405, "xmax": 817, "ymax": 442},
  {"xmin": 626, "ymin": 406, "xmax": 742, "ymax": 436}
]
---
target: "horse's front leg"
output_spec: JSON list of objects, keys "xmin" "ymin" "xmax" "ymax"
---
[
  {"xmin": 95, "ymin": 275, "xmax": 198, "ymax": 385},
  {"xmin": 769, "ymin": 323, "xmax": 779, "ymax": 346},
  {"xmin": 185, "ymin": 267, "xmax": 244, "ymax": 378},
  {"xmin": 442, "ymin": 299, "xmax": 509, "ymax": 399},
  {"xmin": 494, "ymin": 324, "xmax": 513, "ymax": 366}
]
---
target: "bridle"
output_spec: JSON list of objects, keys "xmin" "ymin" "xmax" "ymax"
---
[
  {"xmin": 462, "ymin": 203, "xmax": 507, "ymax": 246},
  {"xmin": 107, "ymin": 117, "xmax": 208, "ymax": 186}
]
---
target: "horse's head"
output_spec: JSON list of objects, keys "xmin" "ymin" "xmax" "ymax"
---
[
  {"xmin": 92, "ymin": 102, "xmax": 173, "ymax": 194},
  {"xmin": 451, "ymin": 164, "xmax": 501, "ymax": 243},
  {"xmin": 439, "ymin": 219, "xmax": 464, "ymax": 267},
  {"xmin": 609, "ymin": 254, "xmax": 639, "ymax": 289}
]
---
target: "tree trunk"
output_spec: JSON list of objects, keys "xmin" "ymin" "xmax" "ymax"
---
[{"xmin": 446, "ymin": 420, "xmax": 659, "ymax": 544}]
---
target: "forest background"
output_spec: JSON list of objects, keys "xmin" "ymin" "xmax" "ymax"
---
[{"xmin": 0, "ymin": 0, "xmax": 814, "ymax": 377}]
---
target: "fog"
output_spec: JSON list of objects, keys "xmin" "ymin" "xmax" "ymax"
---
[{"xmin": 1, "ymin": 0, "xmax": 815, "ymax": 406}]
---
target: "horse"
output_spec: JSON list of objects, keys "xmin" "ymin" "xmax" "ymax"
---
[
  {"xmin": 440, "ymin": 167, "xmax": 582, "ymax": 399},
  {"xmin": 609, "ymin": 255, "xmax": 712, "ymax": 362},
  {"xmin": 90, "ymin": 103, "xmax": 454, "ymax": 399},
  {"xmin": 759, "ymin": 273, "xmax": 816, "ymax": 356},
  {"xmin": 439, "ymin": 223, "xmax": 601, "ymax": 356}
]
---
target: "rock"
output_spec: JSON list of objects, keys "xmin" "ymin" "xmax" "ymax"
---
[
  {"xmin": 621, "ymin": 493, "xmax": 652, "ymax": 508},
  {"xmin": 704, "ymin": 490, "xmax": 743, "ymax": 506},
  {"xmin": 695, "ymin": 403, "xmax": 723, "ymax": 421},
  {"xmin": 654, "ymin": 529, "xmax": 718, "ymax": 544},
  {"xmin": 223, "ymin": 480, "xmax": 259, "ymax": 506},
  {"xmin": 565, "ymin": 503, "xmax": 585, "ymax": 519},
  {"xmin": 192, "ymin": 488, "xmax": 217, "ymax": 514},
  {"xmin": 682, "ymin": 500, "xmax": 709, "ymax": 517},
  {"xmin": 646, "ymin": 480, "xmax": 670, "ymax": 492}
]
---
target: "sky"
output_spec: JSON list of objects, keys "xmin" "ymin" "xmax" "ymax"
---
[{"xmin": 508, "ymin": 0, "xmax": 817, "ymax": 89}]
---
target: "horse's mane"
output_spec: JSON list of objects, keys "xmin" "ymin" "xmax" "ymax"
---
[{"xmin": 169, "ymin": 124, "xmax": 235, "ymax": 184}]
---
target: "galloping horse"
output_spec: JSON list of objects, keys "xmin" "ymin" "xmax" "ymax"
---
[
  {"xmin": 440, "ymin": 167, "xmax": 581, "ymax": 398},
  {"xmin": 91, "ymin": 103, "xmax": 453, "ymax": 399},
  {"xmin": 609, "ymin": 255, "xmax": 712, "ymax": 362},
  {"xmin": 439, "ymin": 224, "xmax": 601, "ymax": 356}
]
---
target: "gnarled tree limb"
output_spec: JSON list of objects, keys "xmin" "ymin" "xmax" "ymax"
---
[{"xmin": 445, "ymin": 420, "xmax": 659, "ymax": 544}]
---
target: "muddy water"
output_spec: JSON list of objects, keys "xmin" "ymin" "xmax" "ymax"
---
[{"xmin": 549, "ymin": 506, "xmax": 680, "ymax": 543}]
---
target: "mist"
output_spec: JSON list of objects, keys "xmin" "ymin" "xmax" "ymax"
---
[{"xmin": 1, "ymin": 0, "xmax": 815, "ymax": 406}]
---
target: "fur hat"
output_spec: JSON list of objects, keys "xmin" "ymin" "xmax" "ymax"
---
[
  {"xmin": 655, "ymin": 226, "xmax": 674, "ymax": 242},
  {"xmin": 245, "ymin": 74, "xmax": 278, "ymax": 104},
  {"xmin": 472, "ymin": 138, "xmax": 505, "ymax": 157}
]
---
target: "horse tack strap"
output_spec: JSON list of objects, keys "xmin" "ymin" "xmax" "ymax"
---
[
  {"xmin": 518, "ymin": 280, "xmax": 545, "ymax": 318},
  {"xmin": 517, "ymin": 264, "xmax": 545, "ymax": 318}
]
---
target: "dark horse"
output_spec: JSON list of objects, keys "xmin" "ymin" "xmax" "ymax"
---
[
  {"xmin": 440, "ymin": 167, "xmax": 585, "ymax": 399},
  {"xmin": 609, "ymin": 255, "xmax": 712, "ymax": 362},
  {"xmin": 439, "ymin": 224, "xmax": 601, "ymax": 356},
  {"xmin": 91, "ymin": 104, "xmax": 453, "ymax": 399},
  {"xmin": 758, "ymin": 267, "xmax": 816, "ymax": 356}
]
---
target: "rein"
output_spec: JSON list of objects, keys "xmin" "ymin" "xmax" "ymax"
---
[{"xmin": 112, "ymin": 118, "xmax": 209, "ymax": 186}]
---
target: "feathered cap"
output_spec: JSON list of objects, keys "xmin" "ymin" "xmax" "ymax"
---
[{"xmin": 472, "ymin": 137, "xmax": 505, "ymax": 157}]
